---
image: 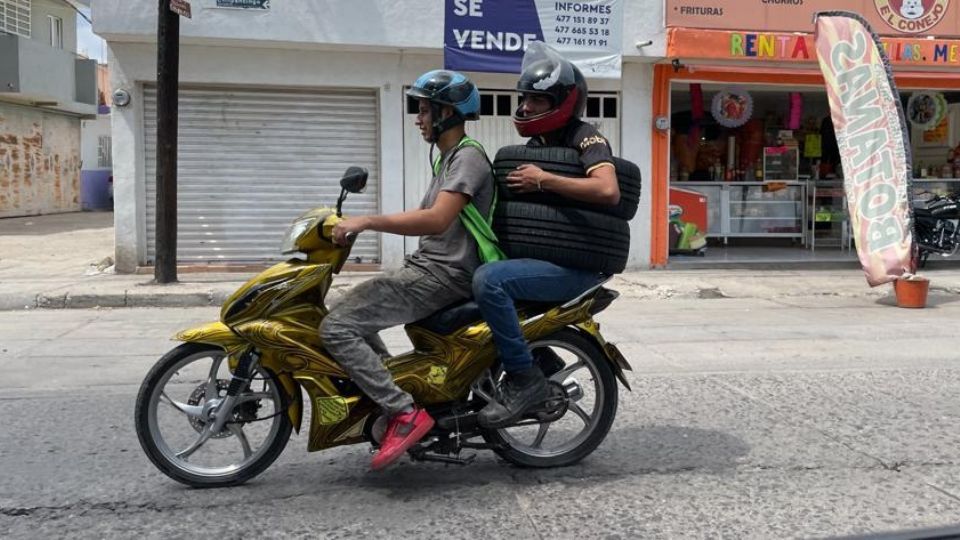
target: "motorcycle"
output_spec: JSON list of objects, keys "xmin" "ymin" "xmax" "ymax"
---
[
  {"xmin": 134, "ymin": 166, "xmax": 632, "ymax": 487},
  {"xmin": 915, "ymin": 193, "xmax": 960, "ymax": 267}
]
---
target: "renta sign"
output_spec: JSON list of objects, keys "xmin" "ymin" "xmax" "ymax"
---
[
  {"xmin": 667, "ymin": 28, "xmax": 960, "ymax": 67},
  {"xmin": 667, "ymin": 0, "xmax": 960, "ymax": 37}
]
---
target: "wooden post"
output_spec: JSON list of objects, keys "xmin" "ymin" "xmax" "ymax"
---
[{"xmin": 155, "ymin": 0, "xmax": 180, "ymax": 283}]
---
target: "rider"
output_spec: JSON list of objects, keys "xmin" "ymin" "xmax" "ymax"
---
[
  {"xmin": 321, "ymin": 70, "xmax": 494, "ymax": 470},
  {"xmin": 475, "ymin": 42, "xmax": 620, "ymax": 428}
]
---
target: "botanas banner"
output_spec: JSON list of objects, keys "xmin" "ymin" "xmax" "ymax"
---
[{"xmin": 815, "ymin": 12, "xmax": 915, "ymax": 286}]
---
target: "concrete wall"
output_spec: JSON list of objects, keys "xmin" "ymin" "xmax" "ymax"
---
[
  {"xmin": 92, "ymin": 0, "xmax": 666, "ymax": 60},
  {"xmin": 0, "ymin": 102, "xmax": 82, "ymax": 217},
  {"xmin": 33, "ymin": 0, "xmax": 78, "ymax": 52}
]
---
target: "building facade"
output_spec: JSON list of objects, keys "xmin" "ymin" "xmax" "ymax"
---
[
  {"xmin": 0, "ymin": 0, "xmax": 98, "ymax": 217},
  {"xmin": 91, "ymin": 0, "xmax": 665, "ymax": 273}
]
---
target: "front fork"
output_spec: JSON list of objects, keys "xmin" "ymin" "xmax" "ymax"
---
[{"xmin": 205, "ymin": 350, "xmax": 260, "ymax": 438}]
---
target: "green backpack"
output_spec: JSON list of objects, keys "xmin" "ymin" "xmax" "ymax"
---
[{"xmin": 431, "ymin": 136, "xmax": 507, "ymax": 264}]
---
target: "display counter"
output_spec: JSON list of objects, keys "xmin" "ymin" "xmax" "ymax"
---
[{"xmin": 678, "ymin": 182, "xmax": 805, "ymax": 243}]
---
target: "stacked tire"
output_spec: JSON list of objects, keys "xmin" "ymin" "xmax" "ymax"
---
[{"xmin": 491, "ymin": 146, "xmax": 641, "ymax": 274}]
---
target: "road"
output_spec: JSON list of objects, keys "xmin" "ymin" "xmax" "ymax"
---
[{"xmin": 2, "ymin": 295, "xmax": 960, "ymax": 538}]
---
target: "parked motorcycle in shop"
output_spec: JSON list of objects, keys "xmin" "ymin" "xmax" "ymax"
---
[
  {"xmin": 915, "ymin": 193, "xmax": 960, "ymax": 267},
  {"xmin": 134, "ymin": 167, "xmax": 632, "ymax": 487}
]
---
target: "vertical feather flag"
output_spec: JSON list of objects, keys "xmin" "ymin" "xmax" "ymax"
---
[{"xmin": 814, "ymin": 12, "xmax": 915, "ymax": 286}]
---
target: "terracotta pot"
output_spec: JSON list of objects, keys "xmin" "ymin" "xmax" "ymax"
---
[{"xmin": 893, "ymin": 277, "xmax": 930, "ymax": 309}]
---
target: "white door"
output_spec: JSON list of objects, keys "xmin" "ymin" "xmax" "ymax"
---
[
  {"xmin": 143, "ymin": 85, "xmax": 381, "ymax": 265},
  {"xmin": 401, "ymin": 89, "xmax": 620, "ymax": 254}
]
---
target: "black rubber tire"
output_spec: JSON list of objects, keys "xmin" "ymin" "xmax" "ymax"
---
[
  {"xmin": 493, "ymin": 145, "xmax": 641, "ymax": 220},
  {"xmin": 494, "ymin": 201, "xmax": 630, "ymax": 274},
  {"xmin": 482, "ymin": 328, "xmax": 619, "ymax": 468},
  {"xmin": 135, "ymin": 342, "xmax": 292, "ymax": 488}
]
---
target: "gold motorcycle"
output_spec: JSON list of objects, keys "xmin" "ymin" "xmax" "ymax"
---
[{"xmin": 134, "ymin": 167, "xmax": 632, "ymax": 487}]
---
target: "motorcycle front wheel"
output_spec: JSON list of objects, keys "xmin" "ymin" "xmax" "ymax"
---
[
  {"xmin": 482, "ymin": 328, "xmax": 619, "ymax": 468},
  {"xmin": 135, "ymin": 343, "xmax": 292, "ymax": 488}
]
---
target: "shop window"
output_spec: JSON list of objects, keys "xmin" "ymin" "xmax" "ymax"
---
[
  {"xmin": 603, "ymin": 97, "xmax": 618, "ymax": 119},
  {"xmin": 497, "ymin": 94, "xmax": 512, "ymax": 116},
  {"xmin": 586, "ymin": 97, "xmax": 601, "ymax": 118},
  {"xmin": 480, "ymin": 94, "xmax": 494, "ymax": 116},
  {"xmin": 0, "ymin": 0, "xmax": 31, "ymax": 38}
]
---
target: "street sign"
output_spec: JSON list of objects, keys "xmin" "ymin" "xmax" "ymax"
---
[{"xmin": 170, "ymin": 0, "xmax": 192, "ymax": 19}]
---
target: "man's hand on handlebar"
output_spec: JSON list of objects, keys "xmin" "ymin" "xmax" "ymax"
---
[{"xmin": 332, "ymin": 216, "xmax": 369, "ymax": 246}]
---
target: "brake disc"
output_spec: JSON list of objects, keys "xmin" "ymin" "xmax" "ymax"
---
[{"xmin": 186, "ymin": 381, "xmax": 233, "ymax": 438}]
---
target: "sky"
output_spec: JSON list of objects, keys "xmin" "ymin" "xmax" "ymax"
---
[{"xmin": 76, "ymin": 6, "xmax": 107, "ymax": 63}]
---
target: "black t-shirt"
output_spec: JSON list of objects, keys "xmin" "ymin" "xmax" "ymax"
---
[{"xmin": 526, "ymin": 119, "xmax": 615, "ymax": 174}]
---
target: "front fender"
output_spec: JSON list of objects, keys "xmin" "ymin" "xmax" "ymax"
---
[
  {"xmin": 175, "ymin": 322, "xmax": 304, "ymax": 433},
  {"xmin": 575, "ymin": 319, "xmax": 633, "ymax": 391}
]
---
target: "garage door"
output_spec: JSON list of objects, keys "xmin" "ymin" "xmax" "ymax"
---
[{"xmin": 144, "ymin": 85, "xmax": 380, "ymax": 265}]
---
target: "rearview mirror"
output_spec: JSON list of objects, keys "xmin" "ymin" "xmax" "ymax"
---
[{"xmin": 340, "ymin": 167, "xmax": 368, "ymax": 194}]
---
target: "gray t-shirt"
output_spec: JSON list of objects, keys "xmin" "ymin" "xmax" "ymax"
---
[{"xmin": 405, "ymin": 144, "xmax": 494, "ymax": 296}]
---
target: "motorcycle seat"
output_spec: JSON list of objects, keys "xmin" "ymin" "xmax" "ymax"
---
[
  {"xmin": 408, "ymin": 298, "xmax": 556, "ymax": 336},
  {"xmin": 916, "ymin": 198, "xmax": 960, "ymax": 219},
  {"xmin": 408, "ymin": 285, "xmax": 619, "ymax": 336}
]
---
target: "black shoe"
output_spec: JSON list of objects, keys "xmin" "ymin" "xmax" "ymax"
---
[
  {"xmin": 533, "ymin": 348, "xmax": 566, "ymax": 378},
  {"xmin": 478, "ymin": 368, "xmax": 548, "ymax": 429}
]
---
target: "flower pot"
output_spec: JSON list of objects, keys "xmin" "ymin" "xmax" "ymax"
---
[{"xmin": 893, "ymin": 277, "xmax": 930, "ymax": 309}]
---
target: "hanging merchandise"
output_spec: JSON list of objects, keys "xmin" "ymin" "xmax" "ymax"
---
[
  {"xmin": 907, "ymin": 91, "xmax": 945, "ymax": 131},
  {"xmin": 935, "ymin": 92, "xmax": 949, "ymax": 126},
  {"xmin": 788, "ymin": 93, "xmax": 803, "ymax": 130},
  {"xmin": 711, "ymin": 87, "xmax": 753, "ymax": 128},
  {"xmin": 689, "ymin": 83, "xmax": 704, "ymax": 145}
]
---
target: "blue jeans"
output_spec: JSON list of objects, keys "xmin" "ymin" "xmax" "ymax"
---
[{"xmin": 472, "ymin": 259, "xmax": 607, "ymax": 373}]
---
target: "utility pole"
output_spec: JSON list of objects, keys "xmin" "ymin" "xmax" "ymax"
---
[{"xmin": 154, "ymin": 0, "xmax": 187, "ymax": 283}]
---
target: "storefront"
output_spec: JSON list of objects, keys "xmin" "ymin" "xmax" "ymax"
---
[{"xmin": 652, "ymin": 0, "xmax": 960, "ymax": 266}]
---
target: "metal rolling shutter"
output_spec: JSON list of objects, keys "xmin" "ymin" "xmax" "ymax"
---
[{"xmin": 144, "ymin": 86, "xmax": 380, "ymax": 265}]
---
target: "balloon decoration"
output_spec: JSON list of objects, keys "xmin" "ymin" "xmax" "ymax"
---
[
  {"xmin": 788, "ymin": 92, "xmax": 803, "ymax": 131},
  {"xmin": 711, "ymin": 87, "xmax": 753, "ymax": 128},
  {"xmin": 907, "ymin": 91, "xmax": 947, "ymax": 131}
]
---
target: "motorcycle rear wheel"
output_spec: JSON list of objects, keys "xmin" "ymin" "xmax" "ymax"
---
[
  {"xmin": 135, "ymin": 343, "xmax": 292, "ymax": 488},
  {"xmin": 482, "ymin": 328, "xmax": 619, "ymax": 468}
]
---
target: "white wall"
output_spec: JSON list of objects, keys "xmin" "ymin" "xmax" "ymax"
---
[
  {"xmin": 33, "ymin": 0, "xmax": 78, "ymax": 52},
  {"xmin": 80, "ymin": 114, "xmax": 111, "ymax": 170},
  {"xmin": 92, "ymin": 0, "xmax": 666, "ymax": 60}
]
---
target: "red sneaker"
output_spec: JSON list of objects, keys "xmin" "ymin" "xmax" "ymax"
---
[{"xmin": 370, "ymin": 407, "xmax": 435, "ymax": 471}]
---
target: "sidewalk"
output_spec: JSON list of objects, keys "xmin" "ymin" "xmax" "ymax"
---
[{"xmin": 3, "ymin": 211, "xmax": 960, "ymax": 310}]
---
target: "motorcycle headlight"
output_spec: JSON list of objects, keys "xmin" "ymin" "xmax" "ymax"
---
[{"xmin": 280, "ymin": 217, "xmax": 317, "ymax": 254}]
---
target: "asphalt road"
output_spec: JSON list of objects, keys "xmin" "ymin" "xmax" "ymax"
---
[{"xmin": 2, "ymin": 295, "xmax": 960, "ymax": 539}]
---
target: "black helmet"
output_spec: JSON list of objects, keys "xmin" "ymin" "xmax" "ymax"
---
[
  {"xmin": 407, "ymin": 70, "xmax": 480, "ymax": 142},
  {"xmin": 514, "ymin": 42, "xmax": 588, "ymax": 137}
]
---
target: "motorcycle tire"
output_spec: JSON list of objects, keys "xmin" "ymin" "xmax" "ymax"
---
[
  {"xmin": 493, "ymin": 201, "xmax": 631, "ymax": 274},
  {"xmin": 135, "ymin": 342, "xmax": 292, "ymax": 488},
  {"xmin": 482, "ymin": 328, "xmax": 619, "ymax": 468},
  {"xmin": 493, "ymin": 145, "xmax": 642, "ymax": 220}
]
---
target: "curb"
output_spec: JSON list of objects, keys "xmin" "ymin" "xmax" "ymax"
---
[{"xmin": 1, "ymin": 290, "xmax": 235, "ymax": 310}]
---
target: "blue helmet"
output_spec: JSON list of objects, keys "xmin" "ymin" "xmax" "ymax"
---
[{"xmin": 407, "ymin": 70, "xmax": 480, "ymax": 141}]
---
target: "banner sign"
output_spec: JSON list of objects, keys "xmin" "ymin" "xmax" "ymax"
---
[
  {"xmin": 667, "ymin": 28, "xmax": 960, "ymax": 67},
  {"xmin": 216, "ymin": 0, "xmax": 269, "ymax": 9},
  {"xmin": 444, "ymin": 0, "xmax": 623, "ymax": 78},
  {"xmin": 668, "ymin": 1, "xmax": 960, "ymax": 38},
  {"xmin": 815, "ymin": 12, "xmax": 916, "ymax": 285}
]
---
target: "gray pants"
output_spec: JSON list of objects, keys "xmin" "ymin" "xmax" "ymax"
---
[{"xmin": 319, "ymin": 265, "xmax": 466, "ymax": 415}]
